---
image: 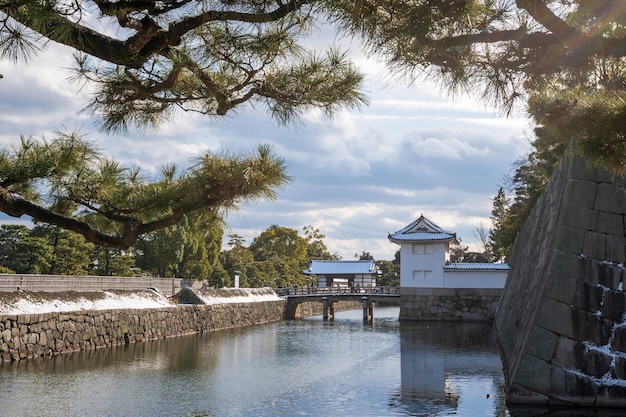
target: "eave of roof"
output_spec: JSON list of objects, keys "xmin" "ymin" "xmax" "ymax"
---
[
  {"xmin": 443, "ymin": 263, "xmax": 510, "ymax": 271},
  {"xmin": 388, "ymin": 214, "xmax": 456, "ymax": 243}
]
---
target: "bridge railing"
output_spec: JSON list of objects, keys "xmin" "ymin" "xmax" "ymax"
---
[{"xmin": 274, "ymin": 286, "xmax": 399, "ymax": 297}]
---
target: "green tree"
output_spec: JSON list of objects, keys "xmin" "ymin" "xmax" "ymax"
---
[
  {"xmin": 249, "ymin": 225, "xmax": 308, "ymax": 264},
  {"xmin": 93, "ymin": 247, "xmax": 137, "ymax": 276},
  {"xmin": 0, "ymin": 224, "xmax": 30, "ymax": 269},
  {"xmin": 4, "ymin": 1, "xmax": 626, "ymax": 172},
  {"xmin": 227, "ymin": 234, "xmax": 246, "ymax": 248},
  {"xmin": 303, "ymin": 225, "xmax": 338, "ymax": 260},
  {"xmin": 488, "ymin": 124, "xmax": 568, "ymax": 260},
  {"xmin": 220, "ymin": 244, "xmax": 255, "ymax": 285},
  {"xmin": 489, "ymin": 187, "xmax": 515, "ymax": 261},
  {"xmin": 0, "ymin": 225, "xmax": 55, "ymax": 273},
  {"xmin": 0, "ymin": 1, "xmax": 366, "ymax": 133},
  {"xmin": 29, "ymin": 225, "xmax": 96, "ymax": 275},
  {"xmin": 134, "ymin": 213, "xmax": 224, "ymax": 280},
  {"xmin": 247, "ymin": 225, "xmax": 311, "ymax": 287},
  {"xmin": 356, "ymin": 251, "xmax": 374, "ymax": 260},
  {"xmin": 376, "ymin": 258, "xmax": 399, "ymax": 287},
  {"xmin": 9, "ymin": 236, "xmax": 53, "ymax": 274},
  {"xmin": 0, "ymin": 134, "xmax": 290, "ymax": 249}
]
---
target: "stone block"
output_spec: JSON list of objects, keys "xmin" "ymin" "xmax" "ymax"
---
[
  {"xmin": 514, "ymin": 354, "xmax": 556, "ymax": 395},
  {"xmin": 597, "ymin": 262, "xmax": 622, "ymax": 289},
  {"xmin": 605, "ymin": 234, "xmax": 626, "ymax": 264},
  {"xmin": 595, "ymin": 183, "xmax": 626, "ymax": 214},
  {"xmin": 564, "ymin": 178, "xmax": 597, "ymax": 208},
  {"xmin": 550, "ymin": 250, "xmax": 583, "ymax": 279},
  {"xmin": 612, "ymin": 356, "xmax": 626, "ymax": 379},
  {"xmin": 595, "ymin": 383, "xmax": 626, "ymax": 408},
  {"xmin": 555, "ymin": 226, "xmax": 585, "ymax": 255},
  {"xmin": 506, "ymin": 383, "xmax": 549, "ymax": 406},
  {"xmin": 597, "ymin": 211, "xmax": 625, "ymax": 235},
  {"xmin": 579, "ymin": 257, "xmax": 600, "ymax": 284},
  {"xmin": 536, "ymin": 298, "xmax": 574, "ymax": 338},
  {"xmin": 560, "ymin": 371, "xmax": 597, "ymax": 407},
  {"xmin": 572, "ymin": 281, "xmax": 604, "ymax": 313},
  {"xmin": 570, "ymin": 309, "xmax": 612, "ymax": 346},
  {"xmin": 602, "ymin": 290, "xmax": 626, "ymax": 322},
  {"xmin": 581, "ymin": 348, "xmax": 613, "ymax": 378},
  {"xmin": 570, "ymin": 156, "xmax": 600, "ymax": 181},
  {"xmin": 561, "ymin": 204, "xmax": 598, "ymax": 230},
  {"xmin": 525, "ymin": 326, "xmax": 558, "ymax": 361},
  {"xmin": 583, "ymin": 231, "xmax": 605, "ymax": 259},
  {"xmin": 612, "ymin": 326, "xmax": 626, "ymax": 353},
  {"xmin": 552, "ymin": 336, "xmax": 586, "ymax": 370}
]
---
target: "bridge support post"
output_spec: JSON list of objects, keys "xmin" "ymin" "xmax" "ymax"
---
[
  {"xmin": 362, "ymin": 296, "xmax": 374, "ymax": 323},
  {"xmin": 322, "ymin": 297, "xmax": 335, "ymax": 321}
]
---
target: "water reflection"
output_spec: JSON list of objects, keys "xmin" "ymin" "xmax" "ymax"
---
[
  {"xmin": 508, "ymin": 407, "xmax": 626, "ymax": 417},
  {"xmin": 392, "ymin": 321, "xmax": 507, "ymax": 417},
  {"xmin": 2, "ymin": 308, "xmax": 626, "ymax": 416}
]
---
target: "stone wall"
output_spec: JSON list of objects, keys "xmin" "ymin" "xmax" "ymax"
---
[
  {"xmin": 495, "ymin": 149, "xmax": 626, "ymax": 408},
  {"xmin": 0, "ymin": 301, "xmax": 285, "ymax": 362},
  {"xmin": 399, "ymin": 287, "xmax": 502, "ymax": 321}
]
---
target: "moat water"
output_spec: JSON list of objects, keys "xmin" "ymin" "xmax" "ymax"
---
[{"xmin": 0, "ymin": 307, "xmax": 622, "ymax": 416}]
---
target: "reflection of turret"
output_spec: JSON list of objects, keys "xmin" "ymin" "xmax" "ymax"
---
[{"xmin": 397, "ymin": 321, "xmax": 505, "ymax": 415}]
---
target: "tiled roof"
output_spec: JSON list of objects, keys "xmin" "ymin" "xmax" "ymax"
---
[
  {"xmin": 388, "ymin": 214, "xmax": 456, "ymax": 243},
  {"xmin": 302, "ymin": 260, "xmax": 378, "ymax": 275},
  {"xmin": 443, "ymin": 263, "xmax": 510, "ymax": 271}
]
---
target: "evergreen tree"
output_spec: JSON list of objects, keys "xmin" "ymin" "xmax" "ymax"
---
[
  {"xmin": 0, "ymin": 135, "xmax": 290, "ymax": 249},
  {"xmin": 303, "ymin": 225, "xmax": 338, "ymax": 260},
  {"xmin": 30, "ymin": 225, "xmax": 96, "ymax": 275},
  {"xmin": 0, "ymin": 1, "xmax": 366, "ymax": 132},
  {"xmin": 489, "ymin": 187, "xmax": 514, "ymax": 261}
]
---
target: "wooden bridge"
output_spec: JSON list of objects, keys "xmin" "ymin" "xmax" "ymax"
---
[{"xmin": 277, "ymin": 286, "xmax": 400, "ymax": 323}]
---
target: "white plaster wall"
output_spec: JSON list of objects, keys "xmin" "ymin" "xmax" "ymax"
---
[
  {"xmin": 400, "ymin": 241, "xmax": 447, "ymax": 288},
  {"xmin": 442, "ymin": 271, "xmax": 508, "ymax": 289}
]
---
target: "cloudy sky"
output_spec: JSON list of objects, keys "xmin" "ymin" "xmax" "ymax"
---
[{"xmin": 0, "ymin": 31, "xmax": 532, "ymax": 261}]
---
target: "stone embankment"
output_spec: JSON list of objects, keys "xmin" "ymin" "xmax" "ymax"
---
[
  {"xmin": 495, "ymin": 147, "xmax": 626, "ymax": 408},
  {"xmin": 0, "ymin": 287, "xmax": 364, "ymax": 362},
  {"xmin": 400, "ymin": 288, "xmax": 501, "ymax": 321},
  {"xmin": 0, "ymin": 301, "xmax": 285, "ymax": 362}
]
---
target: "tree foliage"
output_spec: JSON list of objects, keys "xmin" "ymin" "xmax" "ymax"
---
[
  {"xmin": 0, "ymin": 132, "xmax": 290, "ymax": 249},
  {"xmin": 303, "ymin": 224, "xmax": 338, "ymax": 260},
  {"xmin": 0, "ymin": 0, "xmax": 367, "ymax": 133},
  {"xmin": 324, "ymin": 0, "xmax": 626, "ymax": 171}
]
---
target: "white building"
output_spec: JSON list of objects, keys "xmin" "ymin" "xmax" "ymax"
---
[
  {"xmin": 302, "ymin": 260, "xmax": 379, "ymax": 289},
  {"xmin": 388, "ymin": 215, "xmax": 508, "ymax": 320},
  {"xmin": 388, "ymin": 215, "xmax": 508, "ymax": 289}
]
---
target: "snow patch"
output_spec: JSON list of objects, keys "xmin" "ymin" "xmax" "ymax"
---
[
  {"xmin": 0, "ymin": 290, "xmax": 174, "ymax": 315},
  {"xmin": 194, "ymin": 287, "xmax": 282, "ymax": 305},
  {"xmin": 567, "ymin": 368, "xmax": 626, "ymax": 388},
  {"xmin": 0, "ymin": 288, "xmax": 282, "ymax": 315}
]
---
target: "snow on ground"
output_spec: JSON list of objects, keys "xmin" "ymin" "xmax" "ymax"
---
[
  {"xmin": 0, "ymin": 290, "xmax": 174, "ymax": 315},
  {"xmin": 0, "ymin": 287, "xmax": 282, "ymax": 315},
  {"xmin": 193, "ymin": 287, "xmax": 282, "ymax": 305}
]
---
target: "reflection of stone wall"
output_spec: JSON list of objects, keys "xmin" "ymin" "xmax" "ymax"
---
[
  {"xmin": 0, "ymin": 301, "xmax": 285, "ymax": 362},
  {"xmin": 400, "ymin": 288, "xmax": 502, "ymax": 321},
  {"xmin": 294, "ymin": 301, "xmax": 362, "ymax": 318},
  {"xmin": 495, "ymin": 149, "xmax": 626, "ymax": 407}
]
